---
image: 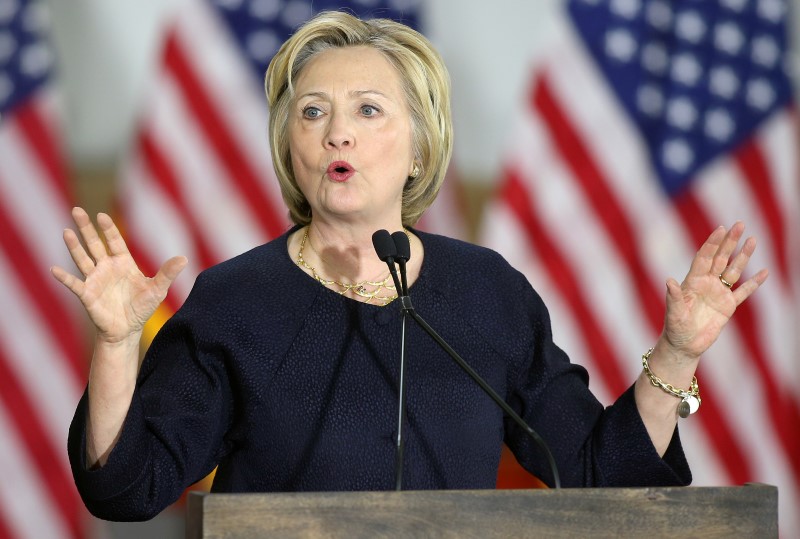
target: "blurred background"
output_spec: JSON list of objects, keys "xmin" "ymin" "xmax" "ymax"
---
[{"xmin": 1, "ymin": 0, "xmax": 799, "ymax": 537}]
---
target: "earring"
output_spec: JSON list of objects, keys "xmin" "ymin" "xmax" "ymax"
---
[{"xmin": 410, "ymin": 164, "xmax": 420, "ymax": 178}]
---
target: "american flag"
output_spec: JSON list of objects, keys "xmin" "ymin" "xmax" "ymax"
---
[
  {"xmin": 0, "ymin": 1, "xmax": 87, "ymax": 538},
  {"xmin": 481, "ymin": 0, "xmax": 800, "ymax": 533},
  {"xmin": 116, "ymin": 0, "xmax": 468, "ymax": 349}
]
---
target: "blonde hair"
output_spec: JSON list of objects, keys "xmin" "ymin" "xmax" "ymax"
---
[{"xmin": 264, "ymin": 10, "xmax": 453, "ymax": 227}]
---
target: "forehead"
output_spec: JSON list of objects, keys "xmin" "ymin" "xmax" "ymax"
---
[{"xmin": 294, "ymin": 45, "xmax": 405, "ymax": 95}]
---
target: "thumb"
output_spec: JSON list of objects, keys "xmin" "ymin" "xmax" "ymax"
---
[
  {"xmin": 665, "ymin": 277, "xmax": 683, "ymax": 306},
  {"xmin": 153, "ymin": 255, "xmax": 188, "ymax": 292}
]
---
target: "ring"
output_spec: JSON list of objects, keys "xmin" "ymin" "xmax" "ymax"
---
[{"xmin": 719, "ymin": 274, "xmax": 733, "ymax": 289}]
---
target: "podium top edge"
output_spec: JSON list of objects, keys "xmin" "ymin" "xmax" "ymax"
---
[{"xmin": 186, "ymin": 483, "xmax": 777, "ymax": 500}]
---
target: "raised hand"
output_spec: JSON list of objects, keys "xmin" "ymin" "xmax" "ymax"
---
[
  {"xmin": 51, "ymin": 207, "xmax": 187, "ymax": 344},
  {"xmin": 662, "ymin": 222, "xmax": 768, "ymax": 359}
]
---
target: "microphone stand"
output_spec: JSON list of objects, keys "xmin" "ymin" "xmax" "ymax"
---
[
  {"xmin": 383, "ymin": 230, "xmax": 561, "ymax": 489},
  {"xmin": 372, "ymin": 230, "xmax": 408, "ymax": 491},
  {"xmin": 392, "ymin": 234, "xmax": 410, "ymax": 492},
  {"xmin": 397, "ymin": 295, "xmax": 561, "ymax": 489},
  {"xmin": 390, "ymin": 231, "xmax": 410, "ymax": 491},
  {"xmin": 387, "ymin": 264, "xmax": 407, "ymax": 491},
  {"xmin": 395, "ymin": 294, "xmax": 409, "ymax": 491},
  {"xmin": 375, "ymin": 229, "xmax": 561, "ymax": 489}
]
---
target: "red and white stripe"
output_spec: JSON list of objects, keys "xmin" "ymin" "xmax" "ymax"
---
[
  {"xmin": 481, "ymin": 16, "xmax": 800, "ymax": 534},
  {"xmin": 0, "ymin": 91, "xmax": 87, "ymax": 537},
  {"xmin": 118, "ymin": 2, "xmax": 291, "ymax": 310}
]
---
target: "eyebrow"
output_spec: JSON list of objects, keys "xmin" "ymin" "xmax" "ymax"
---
[{"xmin": 296, "ymin": 89, "xmax": 391, "ymax": 101}]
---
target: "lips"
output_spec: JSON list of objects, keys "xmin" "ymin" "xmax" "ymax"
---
[{"xmin": 326, "ymin": 161, "xmax": 355, "ymax": 182}]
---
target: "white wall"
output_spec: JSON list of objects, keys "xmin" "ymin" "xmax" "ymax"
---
[
  {"xmin": 424, "ymin": 0, "xmax": 562, "ymax": 180},
  {"xmin": 48, "ymin": 0, "xmax": 185, "ymax": 163}
]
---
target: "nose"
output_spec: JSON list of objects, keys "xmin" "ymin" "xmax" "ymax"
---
[{"xmin": 324, "ymin": 110, "xmax": 353, "ymax": 149}]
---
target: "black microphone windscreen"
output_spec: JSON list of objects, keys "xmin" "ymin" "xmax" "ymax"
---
[
  {"xmin": 372, "ymin": 229, "xmax": 397, "ymax": 262},
  {"xmin": 391, "ymin": 231, "xmax": 411, "ymax": 262}
]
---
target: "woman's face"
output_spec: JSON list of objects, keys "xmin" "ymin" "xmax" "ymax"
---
[{"xmin": 288, "ymin": 46, "xmax": 415, "ymax": 226}]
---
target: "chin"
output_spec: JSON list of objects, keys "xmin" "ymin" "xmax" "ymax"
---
[
  {"xmin": 320, "ymin": 192, "xmax": 367, "ymax": 214},
  {"xmin": 322, "ymin": 202, "xmax": 368, "ymax": 220}
]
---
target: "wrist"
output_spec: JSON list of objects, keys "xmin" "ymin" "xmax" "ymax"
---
[
  {"xmin": 653, "ymin": 334, "xmax": 701, "ymax": 365},
  {"xmin": 91, "ymin": 332, "xmax": 142, "ymax": 380},
  {"xmin": 641, "ymin": 347, "xmax": 701, "ymax": 418},
  {"xmin": 94, "ymin": 331, "xmax": 142, "ymax": 350}
]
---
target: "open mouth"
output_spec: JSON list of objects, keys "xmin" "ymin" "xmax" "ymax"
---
[{"xmin": 327, "ymin": 161, "xmax": 355, "ymax": 181}]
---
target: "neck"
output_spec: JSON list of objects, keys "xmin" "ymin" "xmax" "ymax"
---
[{"xmin": 306, "ymin": 218, "xmax": 404, "ymax": 283}]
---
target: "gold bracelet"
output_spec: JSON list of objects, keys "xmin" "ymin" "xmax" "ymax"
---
[{"xmin": 642, "ymin": 347, "xmax": 701, "ymax": 418}]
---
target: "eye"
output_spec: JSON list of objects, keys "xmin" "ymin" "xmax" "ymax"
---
[
  {"xmin": 302, "ymin": 106, "xmax": 323, "ymax": 119},
  {"xmin": 360, "ymin": 104, "xmax": 379, "ymax": 117}
]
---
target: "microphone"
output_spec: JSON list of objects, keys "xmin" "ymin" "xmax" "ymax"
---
[
  {"xmin": 377, "ymin": 231, "xmax": 562, "ymax": 489},
  {"xmin": 391, "ymin": 231, "xmax": 410, "ymax": 296},
  {"xmin": 371, "ymin": 230, "xmax": 403, "ymax": 294}
]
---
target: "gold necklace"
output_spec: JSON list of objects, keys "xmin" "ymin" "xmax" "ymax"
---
[{"xmin": 296, "ymin": 228, "xmax": 398, "ymax": 306}]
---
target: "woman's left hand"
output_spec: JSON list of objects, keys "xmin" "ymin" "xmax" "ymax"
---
[{"xmin": 662, "ymin": 222, "xmax": 768, "ymax": 359}]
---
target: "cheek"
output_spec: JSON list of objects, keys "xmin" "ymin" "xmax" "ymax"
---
[
  {"xmin": 290, "ymin": 153, "xmax": 313, "ymax": 195},
  {"xmin": 390, "ymin": 121, "xmax": 415, "ymax": 162},
  {"xmin": 373, "ymin": 125, "xmax": 414, "ymax": 163},
  {"xmin": 288, "ymin": 133, "xmax": 313, "ymax": 171},
  {"xmin": 287, "ymin": 142, "xmax": 312, "ymax": 193},
  {"xmin": 288, "ymin": 118, "xmax": 309, "ymax": 154}
]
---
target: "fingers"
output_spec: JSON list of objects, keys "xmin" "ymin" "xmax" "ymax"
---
[
  {"xmin": 687, "ymin": 226, "xmax": 726, "ymax": 276},
  {"xmin": 72, "ymin": 207, "xmax": 109, "ymax": 263},
  {"xmin": 719, "ymin": 236, "xmax": 757, "ymax": 286},
  {"xmin": 63, "ymin": 227, "xmax": 95, "ymax": 276},
  {"xmin": 687, "ymin": 222, "xmax": 750, "ymax": 283},
  {"xmin": 710, "ymin": 222, "xmax": 745, "ymax": 277},
  {"xmin": 732, "ymin": 268, "xmax": 769, "ymax": 306},
  {"xmin": 96, "ymin": 212, "xmax": 130, "ymax": 257},
  {"xmin": 66, "ymin": 208, "xmax": 130, "ymax": 272},
  {"xmin": 50, "ymin": 264, "xmax": 85, "ymax": 298},
  {"xmin": 702, "ymin": 222, "xmax": 768, "ymax": 300}
]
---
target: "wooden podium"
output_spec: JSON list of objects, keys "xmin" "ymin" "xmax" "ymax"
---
[{"xmin": 186, "ymin": 484, "xmax": 777, "ymax": 538}]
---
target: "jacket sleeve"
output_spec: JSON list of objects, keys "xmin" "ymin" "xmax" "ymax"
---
[
  {"xmin": 503, "ymin": 276, "xmax": 691, "ymax": 488},
  {"xmin": 67, "ymin": 274, "xmax": 235, "ymax": 522}
]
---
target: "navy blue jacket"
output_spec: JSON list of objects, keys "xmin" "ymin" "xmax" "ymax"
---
[{"xmin": 68, "ymin": 229, "xmax": 690, "ymax": 521}]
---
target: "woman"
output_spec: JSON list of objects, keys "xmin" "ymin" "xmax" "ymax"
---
[{"xmin": 52, "ymin": 11, "xmax": 767, "ymax": 521}]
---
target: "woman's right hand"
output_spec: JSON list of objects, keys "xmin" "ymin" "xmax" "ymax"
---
[{"xmin": 51, "ymin": 207, "xmax": 187, "ymax": 344}]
